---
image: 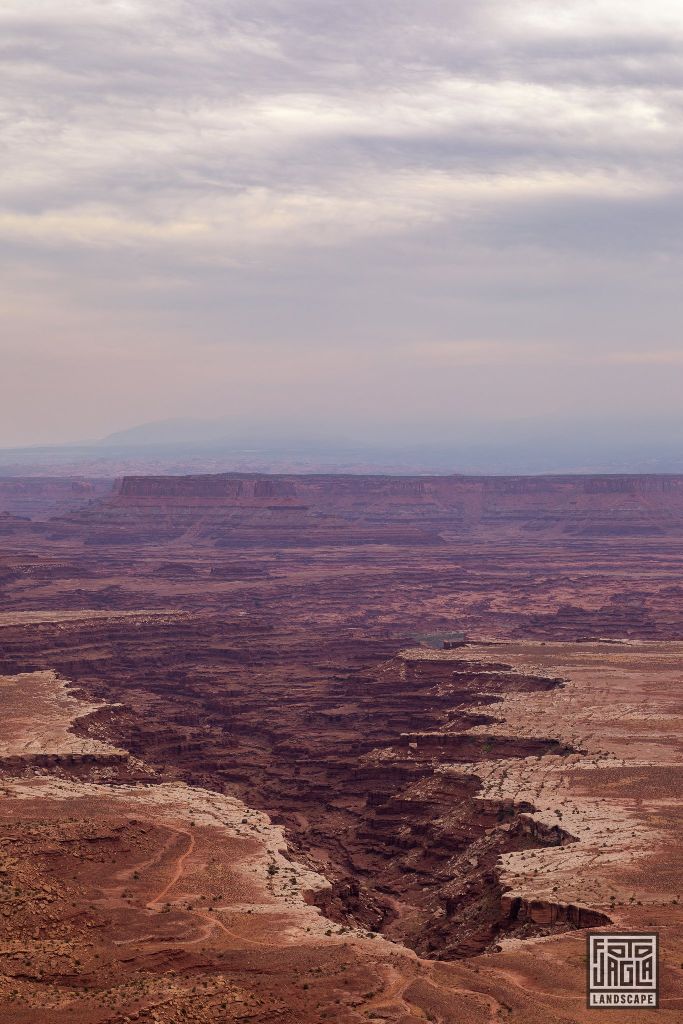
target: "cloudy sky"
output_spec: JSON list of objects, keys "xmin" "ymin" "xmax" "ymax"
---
[{"xmin": 1, "ymin": 0, "xmax": 682, "ymax": 446}]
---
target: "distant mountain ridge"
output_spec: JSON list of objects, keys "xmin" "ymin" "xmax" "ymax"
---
[
  {"xmin": 99, "ymin": 418, "xmax": 229, "ymax": 446},
  {"xmin": 98, "ymin": 418, "xmax": 354, "ymax": 449}
]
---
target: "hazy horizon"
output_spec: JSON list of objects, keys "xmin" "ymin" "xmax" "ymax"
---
[
  {"xmin": 2, "ymin": 1, "xmax": 683, "ymax": 449},
  {"xmin": 2, "ymin": 412, "xmax": 683, "ymax": 478}
]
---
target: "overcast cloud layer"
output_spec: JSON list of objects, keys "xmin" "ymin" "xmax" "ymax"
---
[{"xmin": 1, "ymin": 1, "xmax": 682, "ymax": 446}]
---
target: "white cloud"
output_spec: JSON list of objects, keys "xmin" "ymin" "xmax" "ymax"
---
[{"xmin": 514, "ymin": 0, "xmax": 683, "ymax": 38}]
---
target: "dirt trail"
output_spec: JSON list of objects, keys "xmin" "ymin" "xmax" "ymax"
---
[
  {"xmin": 146, "ymin": 825, "xmax": 195, "ymax": 908},
  {"xmin": 145, "ymin": 823, "xmax": 271, "ymax": 949},
  {"xmin": 196, "ymin": 909, "xmax": 269, "ymax": 948}
]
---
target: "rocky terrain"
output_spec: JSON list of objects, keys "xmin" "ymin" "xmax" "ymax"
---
[{"xmin": 0, "ymin": 472, "xmax": 681, "ymax": 1022}]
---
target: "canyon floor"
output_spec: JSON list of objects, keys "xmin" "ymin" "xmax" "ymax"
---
[{"xmin": 0, "ymin": 473, "xmax": 681, "ymax": 1022}]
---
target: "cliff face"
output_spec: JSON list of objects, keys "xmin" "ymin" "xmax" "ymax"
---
[
  {"xmin": 117, "ymin": 471, "xmax": 683, "ymax": 504},
  {"xmin": 113, "ymin": 472, "xmax": 683, "ymax": 539}
]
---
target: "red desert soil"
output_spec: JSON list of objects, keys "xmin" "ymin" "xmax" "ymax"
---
[{"xmin": 0, "ymin": 472, "xmax": 682, "ymax": 1022}]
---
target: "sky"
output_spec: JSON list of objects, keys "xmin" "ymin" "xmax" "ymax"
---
[{"xmin": 1, "ymin": 0, "xmax": 682, "ymax": 447}]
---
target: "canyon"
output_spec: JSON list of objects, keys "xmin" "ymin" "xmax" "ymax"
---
[{"xmin": 0, "ymin": 472, "xmax": 681, "ymax": 1022}]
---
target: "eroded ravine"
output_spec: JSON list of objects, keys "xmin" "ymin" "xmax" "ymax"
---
[{"xmin": 10, "ymin": 628, "xmax": 613, "ymax": 961}]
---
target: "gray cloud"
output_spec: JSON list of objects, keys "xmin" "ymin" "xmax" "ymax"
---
[{"xmin": 1, "ymin": 0, "xmax": 682, "ymax": 445}]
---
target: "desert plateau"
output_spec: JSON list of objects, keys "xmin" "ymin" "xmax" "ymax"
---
[{"xmin": 0, "ymin": 472, "xmax": 680, "ymax": 1022}]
